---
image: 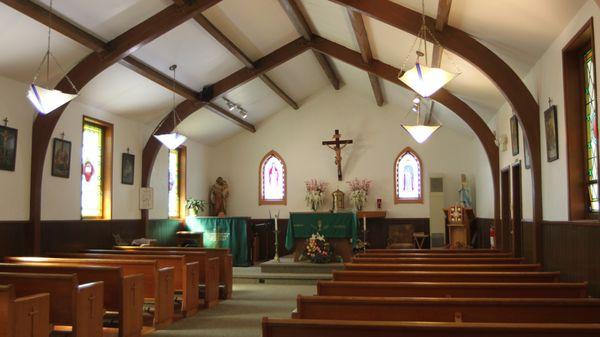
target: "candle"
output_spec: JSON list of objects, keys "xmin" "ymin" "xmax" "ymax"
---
[
  {"xmin": 363, "ymin": 217, "xmax": 367, "ymax": 232},
  {"xmin": 274, "ymin": 215, "xmax": 279, "ymax": 232}
]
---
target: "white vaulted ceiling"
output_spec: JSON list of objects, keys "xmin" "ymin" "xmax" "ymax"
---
[{"xmin": 0, "ymin": 0, "xmax": 591, "ymax": 144}]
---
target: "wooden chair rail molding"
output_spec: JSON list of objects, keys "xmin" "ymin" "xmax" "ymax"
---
[
  {"xmin": 262, "ymin": 318, "xmax": 600, "ymax": 337},
  {"xmin": 316, "ymin": 280, "xmax": 590, "ymax": 299},
  {"xmin": 351, "ymin": 257, "xmax": 524, "ymax": 264}
]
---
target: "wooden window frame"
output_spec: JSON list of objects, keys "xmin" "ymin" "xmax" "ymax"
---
[
  {"xmin": 394, "ymin": 147, "xmax": 424, "ymax": 204},
  {"xmin": 168, "ymin": 146, "xmax": 187, "ymax": 219},
  {"xmin": 81, "ymin": 116, "xmax": 113, "ymax": 220},
  {"xmin": 563, "ymin": 18, "xmax": 598, "ymax": 220},
  {"xmin": 258, "ymin": 150, "xmax": 287, "ymax": 206}
]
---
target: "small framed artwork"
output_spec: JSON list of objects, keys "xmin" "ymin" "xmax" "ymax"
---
[
  {"xmin": 0, "ymin": 125, "xmax": 18, "ymax": 171},
  {"xmin": 510, "ymin": 115, "xmax": 519, "ymax": 156},
  {"xmin": 524, "ymin": 136, "xmax": 531, "ymax": 169},
  {"xmin": 121, "ymin": 153, "xmax": 135, "ymax": 185},
  {"xmin": 140, "ymin": 187, "xmax": 154, "ymax": 210},
  {"xmin": 544, "ymin": 105, "xmax": 559, "ymax": 162},
  {"xmin": 51, "ymin": 138, "xmax": 71, "ymax": 178}
]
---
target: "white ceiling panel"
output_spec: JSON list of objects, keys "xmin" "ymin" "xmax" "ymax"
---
[
  {"xmin": 298, "ymin": 0, "xmax": 356, "ymax": 51},
  {"xmin": 266, "ymin": 50, "xmax": 330, "ymax": 104},
  {"xmin": 76, "ymin": 63, "xmax": 182, "ymax": 123},
  {"xmin": 33, "ymin": 0, "xmax": 171, "ymax": 42},
  {"xmin": 0, "ymin": 3, "xmax": 90, "ymax": 84},
  {"xmin": 203, "ymin": 0, "xmax": 299, "ymax": 61},
  {"xmin": 178, "ymin": 106, "xmax": 243, "ymax": 145},
  {"xmin": 131, "ymin": 20, "xmax": 244, "ymax": 90}
]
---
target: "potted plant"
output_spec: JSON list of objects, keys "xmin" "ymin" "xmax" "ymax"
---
[
  {"xmin": 347, "ymin": 178, "xmax": 372, "ymax": 211},
  {"xmin": 185, "ymin": 198, "xmax": 207, "ymax": 216}
]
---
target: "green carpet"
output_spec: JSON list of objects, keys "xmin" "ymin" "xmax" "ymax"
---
[{"xmin": 149, "ymin": 283, "xmax": 316, "ymax": 337}]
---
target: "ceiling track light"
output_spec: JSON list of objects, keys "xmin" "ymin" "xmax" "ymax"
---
[{"xmin": 223, "ymin": 97, "xmax": 248, "ymax": 119}]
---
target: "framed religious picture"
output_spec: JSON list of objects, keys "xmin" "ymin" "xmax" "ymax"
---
[
  {"xmin": 121, "ymin": 153, "xmax": 135, "ymax": 185},
  {"xmin": 510, "ymin": 115, "xmax": 519, "ymax": 156},
  {"xmin": 140, "ymin": 187, "xmax": 154, "ymax": 210},
  {"xmin": 51, "ymin": 138, "xmax": 71, "ymax": 178},
  {"xmin": 0, "ymin": 125, "xmax": 17, "ymax": 171},
  {"xmin": 524, "ymin": 136, "xmax": 531, "ymax": 169},
  {"xmin": 544, "ymin": 105, "xmax": 559, "ymax": 162}
]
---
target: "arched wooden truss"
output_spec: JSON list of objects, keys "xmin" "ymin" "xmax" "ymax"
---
[{"xmin": 16, "ymin": 0, "xmax": 539, "ymax": 258}]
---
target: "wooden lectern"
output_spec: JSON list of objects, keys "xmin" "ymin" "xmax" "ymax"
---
[{"xmin": 444, "ymin": 204, "xmax": 474, "ymax": 248}]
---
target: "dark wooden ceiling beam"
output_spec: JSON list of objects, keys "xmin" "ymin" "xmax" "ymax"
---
[
  {"xmin": 28, "ymin": 0, "xmax": 223, "ymax": 255},
  {"xmin": 206, "ymin": 102, "xmax": 256, "ymax": 132},
  {"xmin": 191, "ymin": 14, "xmax": 299, "ymax": 109},
  {"xmin": 347, "ymin": 8, "xmax": 383, "ymax": 106},
  {"xmin": 278, "ymin": 0, "xmax": 340, "ymax": 89},
  {"xmin": 427, "ymin": 0, "xmax": 452, "ymax": 124}
]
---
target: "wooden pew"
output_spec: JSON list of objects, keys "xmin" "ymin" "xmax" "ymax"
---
[
  {"xmin": 344, "ymin": 263, "xmax": 542, "ymax": 272},
  {"xmin": 78, "ymin": 250, "xmax": 219, "ymax": 307},
  {"xmin": 366, "ymin": 248, "xmax": 503, "ymax": 254},
  {"xmin": 356, "ymin": 252, "xmax": 514, "ymax": 258},
  {"xmin": 0, "ymin": 273, "xmax": 102, "ymax": 337},
  {"xmin": 262, "ymin": 317, "xmax": 600, "ymax": 337},
  {"xmin": 293, "ymin": 295, "xmax": 600, "ymax": 323},
  {"xmin": 7, "ymin": 257, "xmax": 176, "ymax": 325},
  {"xmin": 317, "ymin": 281, "xmax": 589, "ymax": 298},
  {"xmin": 0, "ymin": 263, "xmax": 143, "ymax": 337},
  {"xmin": 48, "ymin": 253, "xmax": 204, "ymax": 312},
  {"xmin": 332, "ymin": 270, "xmax": 561, "ymax": 283},
  {"xmin": 0, "ymin": 284, "xmax": 50, "ymax": 337},
  {"xmin": 352, "ymin": 257, "xmax": 525, "ymax": 264},
  {"xmin": 112, "ymin": 246, "xmax": 233, "ymax": 299}
]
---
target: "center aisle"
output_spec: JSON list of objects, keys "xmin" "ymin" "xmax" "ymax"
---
[{"xmin": 148, "ymin": 283, "xmax": 315, "ymax": 337}]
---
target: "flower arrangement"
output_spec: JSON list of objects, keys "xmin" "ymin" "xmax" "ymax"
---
[
  {"xmin": 303, "ymin": 233, "xmax": 334, "ymax": 263},
  {"xmin": 305, "ymin": 179, "xmax": 328, "ymax": 211},
  {"xmin": 185, "ymin": 198, "xmax": 207, "ymax": 216},
  {"xmin": 347, "ymin": 178, "xmax": 372, "ymax": 211}
]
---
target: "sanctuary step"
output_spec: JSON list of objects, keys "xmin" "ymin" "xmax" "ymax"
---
[{"xmin": 233, "ymin": 256, "xmax": 342, "ymax": 285}]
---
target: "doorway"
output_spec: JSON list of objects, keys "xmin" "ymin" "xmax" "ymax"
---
[
  {"xmin": 500, "ymin": 167, "xmax": 511, "ymax": 252},
  {"xmin": 511, "ymin": 162, "xmax": 523, "ymax": 257}
]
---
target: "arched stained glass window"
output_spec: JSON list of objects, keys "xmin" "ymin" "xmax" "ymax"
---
[
  {"xmin": 394, "ymin": 147, "xmax": 423, "ymax": 203},
  {"xmin": 259, "ymin": 150, "xmax": 287, "ymax": 205}
]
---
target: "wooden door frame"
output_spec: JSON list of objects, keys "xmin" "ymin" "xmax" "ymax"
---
[
  {"xmin": 511, "ymin": 161, "xmax": 523, "ymax": 258},
  {"xmin": 500, "ymin": 166, "xmax": 511, "ymax": 252}
]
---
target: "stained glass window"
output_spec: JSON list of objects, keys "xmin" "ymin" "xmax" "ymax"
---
[
  {"xmin": 584, "ymin": 48, "xmax": 599, "ymax": 212},
  {"xmin": 168, "ymin": 149, "xmax": 180, "ymax": 218},
  {"xmin": 259, "ymin": 151, "xmax": 286, "ymax": 205},
  {"xmin": 81, "ymin": 122, "xmax": 104, "ymax": 218},
  {"xmin": 395, "ymin": 148, "xmax": 422, "ymax": 203}
]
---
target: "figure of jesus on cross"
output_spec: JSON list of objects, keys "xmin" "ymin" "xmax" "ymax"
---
[{"xmin": 322, "ymin": 129, "xmax": 353, "ymax": 181}]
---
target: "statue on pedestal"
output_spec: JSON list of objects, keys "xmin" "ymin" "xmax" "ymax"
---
[
  {"xmin": 458, "ymin": 173, "xmax": 472, "ymax": 208},
  {"xmin": 209, "ymin": 177, "xmax": 229, "ymax": 216}
]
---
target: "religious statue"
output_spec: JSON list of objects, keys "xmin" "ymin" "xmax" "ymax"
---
[
  {"xmin": 458, "ymin": 173, "xmax": 472, "ymax": 208},
  {"xmin": 209, "ymin": 177, "xmax": 229, "ymax": 216},
  {"xmin": 322, "ymin": 130, "xmax": 353, "ymax": 181}
]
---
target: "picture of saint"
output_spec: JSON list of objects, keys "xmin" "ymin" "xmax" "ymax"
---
[
  {"xmin": 51, "ymin": 138, "xmax": 71, "ymax": 178},
  {"xmin": 544, "ymin": 105, "xmax": 559, "ymax": 162},
  {"xmin": 510, "ymin": 115, "xmax": 519, "ymax": 156},
  {"xmin": 0, "ymin": 125, "xmax": 17, "ymax": 171},
  {"xmin": 121, "ymin": 153, "xmax": 135, "ymax": 185}
]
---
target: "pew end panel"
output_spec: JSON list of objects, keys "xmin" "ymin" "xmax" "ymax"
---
[
  {"xmin": 204, "ymin": 258, "xmax": 220, "ymax": 308},
  {"xmin": 74, "ymin": 281, "xmax": 104, "ymax": 337},
  {"xmin": 154, "ymin": 267, "xmax": 175, "ymax": 328},
  {"xmin": 120, "ymin": 273, "xmax": 144, "ymax": 337},
  {"xmin": 182, "ymin": 262, "xmax": 200, "ymax": 316}
]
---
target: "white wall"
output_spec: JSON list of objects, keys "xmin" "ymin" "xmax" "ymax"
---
[
  {"xmin": 0, "ymin": 76, "xmax": 34, "ymax": 220},
  {"xmin": 207, "ymin": 86, "xmax": 486, "ymax": 219},
  {"xmin": 491, "ymin": 0, "xmax": 600, "ymax": 221},
  {"xmin": 0, "ymin": 74, "xmax": 211, "ymax": 221}
]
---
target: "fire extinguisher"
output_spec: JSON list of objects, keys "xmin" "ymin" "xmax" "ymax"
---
[{"xmin": 489, "ymin": 226, "xmax": 496, "ymax": 249}]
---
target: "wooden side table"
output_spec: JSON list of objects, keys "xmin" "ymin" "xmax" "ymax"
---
[
  {"xmin": 413, "ymin": 232, "xmax": 429, "ymax": 249},
  {"xmin": 176, "ymin": 231, "xmax": 203, "ymax": 247}
]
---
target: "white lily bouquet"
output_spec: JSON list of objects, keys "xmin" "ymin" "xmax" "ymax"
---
[
  {"xmin": 305, "ymin": 179, "xmax": 328, "ymax": 211},
  {"xmin": 347, "ymin": 178, "xmax": 372, "ymax": 211}
]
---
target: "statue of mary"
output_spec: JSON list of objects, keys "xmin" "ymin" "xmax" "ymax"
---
[{"xmin": 458, "ymin": 174, "xmax": 472, "ymax": 208}]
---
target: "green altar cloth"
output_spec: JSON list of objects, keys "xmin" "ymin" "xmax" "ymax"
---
[
  {"xmin": 185, "ymin": 216, "xmax": 250, "ymax": 267},
  {"xmin": 285, "ymin": 212, "xmax": 358, "ymax": 250}
]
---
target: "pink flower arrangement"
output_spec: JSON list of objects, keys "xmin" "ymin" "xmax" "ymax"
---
[
  {"xmin": 347, "ymin": 178, "xmax": 372, "ymax": 193},
  {"xmin": 305, "ymin": 179, "xmax": 328, "ymax": 193}
]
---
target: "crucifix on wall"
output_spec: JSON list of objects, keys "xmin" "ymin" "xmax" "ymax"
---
[{"xmin": 322, "ymin": 129, "xmax": 353, "ymax": 181}]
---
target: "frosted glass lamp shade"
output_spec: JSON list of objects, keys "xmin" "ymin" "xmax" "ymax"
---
[
  {"xmin": 154, "ymin": 132, "xmax": 187, "ymax": 150},
  {"xmin": 399, "ymin": 63, "xmax": 457, "ymax": 97},
  {"xmin": 27, "ymin": 84, "xmax": 77, "ymax": 115},
  {"xmin": 401, "ymin": 124, "xmax": 441, "ymax": 143}
]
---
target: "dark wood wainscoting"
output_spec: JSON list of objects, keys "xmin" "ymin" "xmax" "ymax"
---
[
  {"xmin": 368, "ymin": 218, "xmax": 430, "ymax": 249},
  {"xmin": 522, "ymin": 220, "xmax": 536, "ymax": 263},
  {"xmin": 41, "ymin": 219, "xmax": 144, "ymax": 253},
  {"xmin": 473, "ymin": 218, "xmax": 492, "ymax": 249},
  {"xmin": 250, "ymin": 219, "xmax": 290, "ymax": 262},
  {"xmin": 543, "ymin": 220, "xmax": 600, "ymax": 297},
  {"xmin": 147, "ymin": 219, "xmax": 184, "ymax": 246},
  {"xmin": 0, "ymin": 221, "xmax": 29, "ymax": 257}
]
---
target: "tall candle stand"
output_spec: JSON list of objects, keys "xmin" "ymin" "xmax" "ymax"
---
[{"xmin": 271, "ymin": 210, "xmax": 281, "ymax": 263}]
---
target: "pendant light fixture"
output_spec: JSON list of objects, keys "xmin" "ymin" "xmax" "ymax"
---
[
  {"xmin": 398, "ymin": 0, "xmax": 458, "ymax": 97},
  {"xmin": 27, "ymin": 0, "xmax": 78, "ymax": 114},
  {"xmin": 401, "ymin": 98, "xmax": 440, "ymax": 143},
  {"xmin": 153, "ymin": 65, "xmax": 187, "ymax": 150}
]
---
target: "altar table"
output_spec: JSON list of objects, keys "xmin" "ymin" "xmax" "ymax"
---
[
  {"xmin": 185, "ymin": 216, "xmax": 251, "ymax": 266},
  {"xmin": 285, "ymin": 212, "xmax": 358, "ymax": 262}
]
